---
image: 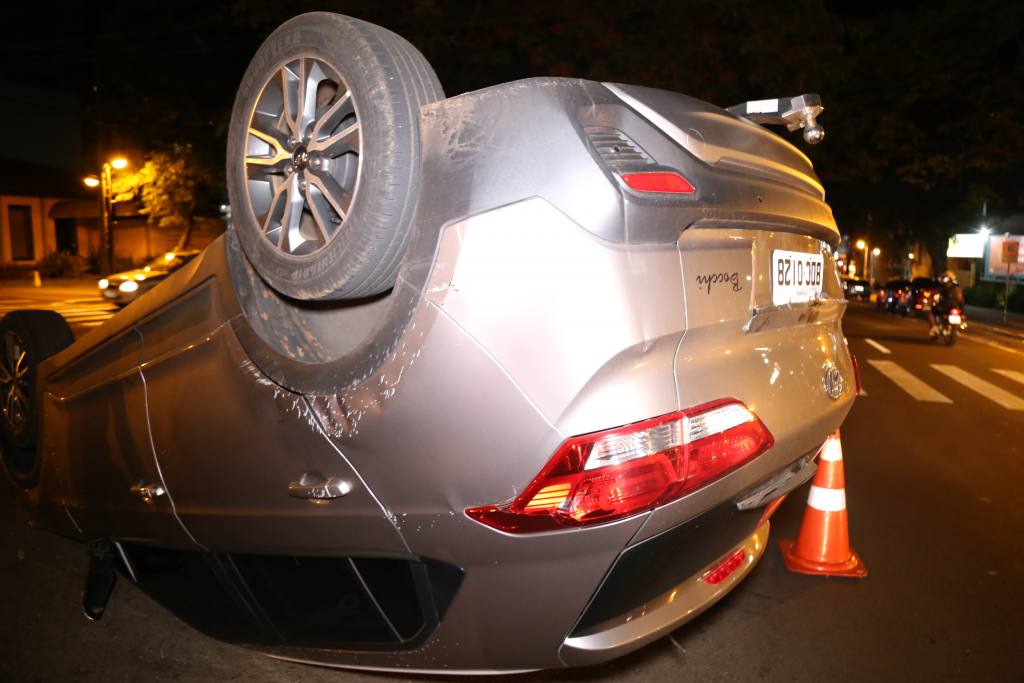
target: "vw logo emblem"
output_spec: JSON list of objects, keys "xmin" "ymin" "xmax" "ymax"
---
[{"xmin": 823, "ymin": 364, "xmax": 845, "ymax": 400}]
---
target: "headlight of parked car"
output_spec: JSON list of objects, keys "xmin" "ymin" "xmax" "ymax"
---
[
  {"xmin": 98, "ymin": 278, "xmax": 109, "ymax": 289},
  {"xmin": 118, "ymin": 281, "xmax": 139, "ymax": 293}
]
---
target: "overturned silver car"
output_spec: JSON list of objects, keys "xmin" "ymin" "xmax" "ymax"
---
[{"xmin": 0, "ymin": 12, "xmax": 853, "ymax": 674}]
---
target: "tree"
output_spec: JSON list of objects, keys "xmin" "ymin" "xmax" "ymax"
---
[{"xmin": 114, "ymin": 146, "xmax": 215, "ymax": 251}]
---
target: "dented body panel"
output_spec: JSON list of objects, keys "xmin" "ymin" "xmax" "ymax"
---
[{"xmin": 14, "ymin": 78, "xmax": 852, "ymax": 672}]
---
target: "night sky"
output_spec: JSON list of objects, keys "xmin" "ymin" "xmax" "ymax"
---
[{"xmin": 2, "ymin": 0, "xmax": 1021, "ymax": 266}]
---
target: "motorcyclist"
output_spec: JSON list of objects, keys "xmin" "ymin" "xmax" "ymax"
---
[{"xmin": 928, "ymin": 270, "xmax": 965, "ymax": 337}]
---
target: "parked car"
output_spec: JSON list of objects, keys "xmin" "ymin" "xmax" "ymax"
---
[
  {"xmin": 878, "ymin": 278, "xmax": 910, "ymax": 311},
  {"xmin": 844, "ymin": 278, "xmax": 871, "ymax": 301},
  {"xmin": 898, "ymin": 277, "xmax": 938, "ymax": 316},
  {"xmin": 98, "ymin": 250, "xmax": 202, "ymax": 306},
  {"xmin": 0, "ymin": 13, "xmax": 854, "ymax": 674}
]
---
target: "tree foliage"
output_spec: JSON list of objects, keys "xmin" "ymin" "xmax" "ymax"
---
[{"xmin": 113, "ymin": 146, "xmax": 215, "ymax": 249}]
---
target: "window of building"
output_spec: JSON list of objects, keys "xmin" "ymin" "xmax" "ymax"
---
[{"xmin": 8, "ymin": 205, "xmax": 35, "ymax": 261}]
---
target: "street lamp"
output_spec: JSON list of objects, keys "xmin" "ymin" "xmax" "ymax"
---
[
  {"xmin": 83, "ymin": 157, "xmax": 129, "ymax": 275},
  {"xmin": 856, "ymin": 240, "xmax": 869, "ymax": 280}
]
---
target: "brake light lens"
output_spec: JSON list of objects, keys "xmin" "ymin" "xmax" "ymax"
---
[
  {"xmin": 701, "ymin": 548, "xmax": 748, "ymax": 585},
  {"xmin": 620, "ymin": 171, "xmax": 695, "ymax": 194},
  {"xmin": 949, "ymin": 308, "xmax": 962, "ymax": 316},
  {"xmin": 466, "ymin": 399, "xmax": 773, "ymax": 533}
]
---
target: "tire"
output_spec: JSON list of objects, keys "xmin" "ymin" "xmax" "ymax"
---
[
  {"xmin": 0, "ymin": 310, "xmax": 74, "ymax": 487},
  {"xmin": 944, "ymin": 328, "xmax": 957, "ymax": 346},
  {"xmin": 227, "ymin": 12, "xmax": 444, "ymax": 301}
]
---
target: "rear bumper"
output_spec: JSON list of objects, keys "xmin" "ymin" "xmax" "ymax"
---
[{"xmin": 560, "ymin": 521, "xmax": 769, "ymax": 666}]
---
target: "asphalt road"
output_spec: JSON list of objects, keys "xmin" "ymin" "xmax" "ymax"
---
[
  {"xmin": 0, "ymin": 281, "xmax": 117, "ymax": 336},
  {"xmin": 1, "ymin": 297, "xmax": 1021, "ymax": 681}
]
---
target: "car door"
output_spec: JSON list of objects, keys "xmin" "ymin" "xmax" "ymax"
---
[
  {"xmin": 137, "ymin": 280, "xmax": 405, "ymax": 556},
  {"xmin": 42, "ymin": 322, "xmax": 196, "ymax": 547}
]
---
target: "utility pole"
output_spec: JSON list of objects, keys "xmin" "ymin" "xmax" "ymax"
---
[
  {"xmin": 100, "ymin": 162, "xmax": 113, "ymax": 275},
  {"xmin": 84, "ymin": 157, "xmax": 128, "ymax": 276}
]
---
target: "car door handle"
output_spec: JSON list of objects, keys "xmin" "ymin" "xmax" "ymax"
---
[
  {"xmin": 129, "ymin": 481, "xmax": 166, "ymax": 503},
  {"xmin": 288, "ymin": 472, "xmax": 353, "ymax": 500}
]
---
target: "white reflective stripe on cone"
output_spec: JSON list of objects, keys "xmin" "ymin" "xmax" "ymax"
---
[
  {"xmin": 820, "ymin": 437, "xmax": 843, "ymax": 462},
  {"xmin": 807, "ymin": 485, "xmax": 846, "ymax": 512}
]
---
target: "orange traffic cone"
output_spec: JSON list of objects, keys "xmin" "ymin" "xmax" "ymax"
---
[{"xmin": 778, "ymin": 430, "xmax": 867, "ymax": 578}]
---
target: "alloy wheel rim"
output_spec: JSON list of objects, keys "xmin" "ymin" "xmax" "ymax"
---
[
  {"xmin": 244, "ymin": 56, "xmax": 361, "ymax": 257},
  {"xmin": 0, "ymin": 331, "xmax": 30, "ymax": 431}
]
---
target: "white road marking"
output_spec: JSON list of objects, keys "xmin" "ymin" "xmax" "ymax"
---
[
  {"xmin": 0, "ymin": 298, "xmax": 117, "ymax": 327},
  {"xmin": 864, "ymin": 338, "xmax": 892, "ymax": 354},
  {"xmin": 931, "ymin": 365, "xmax": 1024, "ymax": 411},
  {"xmin": 961, "ymin": 333, "xmax": 1024, "ymax": 357},
  {"xmin": 992, "ymin": 369, "xmax": 1024, "ymax": 386},
  {"xmin": 867, "ymin": 360, "xmax": 952, "ymax": 403}
]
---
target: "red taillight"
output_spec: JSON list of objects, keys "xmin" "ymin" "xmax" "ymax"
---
[
  {"xmin": 701, "ymin": 548, "xmax": 748, "ymax": 585},
  {"xmin": 466, "ymin": 399, "xmax": 773, "ymax": 533},
  {"xmin": 949, "ymin": 308, "xmax": 962, "ymax": 316},
  {"xmin": 620, "ymin": 171, "xmax": 695, "ymax": 194},
  {"xmin": 914, "ymin": 304, "xmax": 922, "ymax": 310}
]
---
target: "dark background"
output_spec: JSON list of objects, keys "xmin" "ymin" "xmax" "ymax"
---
[{"xmin": 2, "ymin": 0, "xmax": 1021, "ymax": 264}]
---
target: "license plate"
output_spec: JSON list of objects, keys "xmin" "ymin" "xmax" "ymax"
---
[
  {"xmin": 771, "ymin": 250, "xmax": 824, "ymax": 305},
  {"xmin": 948, "ymin": 314, "xmax": 962, "ymax": 325}
]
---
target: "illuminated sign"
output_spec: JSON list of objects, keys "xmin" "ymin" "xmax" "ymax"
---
[
  {"xmin": 946, "ymin": 233, "xmax": 987, "ymax": 258},
  {"xmin": 983, "ymin": 235, "xmax": 1024, "ymax": 282}
]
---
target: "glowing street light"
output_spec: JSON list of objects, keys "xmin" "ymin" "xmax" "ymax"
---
[
  {"xmin": 872, "ymin": 247, "xmax": 881, "ymax": 257},
  {"xmin": 855, "ymin": 240, "xmax": 870, "ymax": 279},
  {"xmin": 908, "ymin": 252, "xmax": 915, "ymax": 260},
  {"xmin": 83, "ymin": 156, "xmax": 130, "ymax": 274}
]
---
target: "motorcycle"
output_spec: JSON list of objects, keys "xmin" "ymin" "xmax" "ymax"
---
[{"xmin": 926, "ymin": 293, "xmax": 967, "ymax": 346}]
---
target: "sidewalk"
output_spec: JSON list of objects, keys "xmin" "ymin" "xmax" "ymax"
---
[{"xmin": 965, "ymin": 305, "xmax": 1024, "ymax": 340}]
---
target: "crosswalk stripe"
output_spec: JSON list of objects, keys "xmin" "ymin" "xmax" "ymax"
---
[
  {"xmin": 992, "ymin": 369, "xmax": 1024, "ymax": 386},
  {"xmin": 931, "ymin": 365, "xmax": 1024, "ymax": 411},
  {"xmin": 866, "ymin": 360, "xmax": 952, "ymax": 403},
  {"xmin": 0, "ymin": 298, "xmax": 117, "ymax": 327},
  {"xmin": 864, "ymin": 338, "xmax": 891, "ymax": 354}
]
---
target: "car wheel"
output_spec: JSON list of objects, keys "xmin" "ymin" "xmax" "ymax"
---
[
  {"xmin": 227, "ymin": 12, "xmax": 444, "ymax": 301},
  {"xmin": 0, "ymin": 310, "xmax": 74, "ymax": 487}
]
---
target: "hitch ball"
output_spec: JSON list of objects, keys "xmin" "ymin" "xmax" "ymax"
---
[{"xmin": 802, "ymin": 113, "xmax": 825, "ymax": 144}]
